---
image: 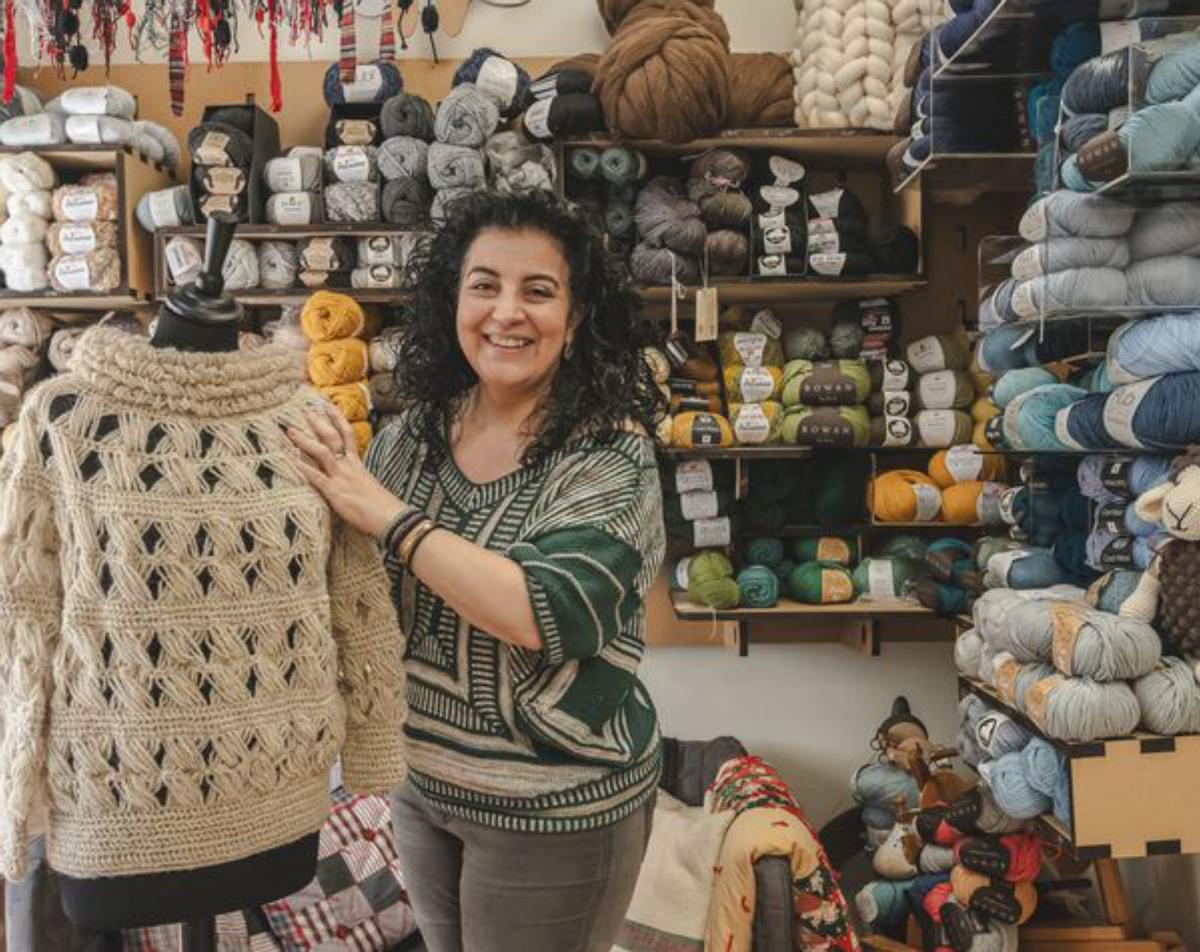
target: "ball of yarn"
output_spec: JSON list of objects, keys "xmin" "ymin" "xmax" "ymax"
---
[
  {"xmin": 1058, "ymin": 393, "xmax": 1120, "ymax": 451},
  {"xmin": 705, "ymin": 229, "xmax": 749, "ymax": 275},
  {"xmin": 378, "ymin": 136, "xmax": 430, "ymax": 181},
  {"xmin": 988, "ymin": 751, "xmax": 1052, "ymax": 820},
  {"xmin": 992, "ymin": 368, "xmax": 1058, "ymax": 409},
  {"xmin": 943, "ymin": 481, "xmax": 1003, "ymax": 526},
  {"xmin": 687, "ymin": 549, "xmax": 739, "ymax": 608},
  {"xmin": 323, "ymin": 62, "xmax": 403, "ymax": 106},
  {"xmin": 907, "ymin": 334, "xmax": 969, "ymax": 374},
  {"xmin": 737, "ymin": 566, "xmax": 779, "ymax": 608},
  {"xmin": 453, "ymin": 48, "xmax": 532, "ymax": 118},
  {"xmin": 783, "ymin": 406, "xmax": 871, "ymax": 447},
  {"xmin": 221, "ymin": 238, "xmax": 259, "ymax": 290},
  {"xmin": 956, "ymin": 628, "xmax": 984, "ymax": 678},
  {"xmin": 672, "ymin": 411, "xmax": 734, "ymax": 448},
  {"xmin": 743, "ymin": 537, "xmax": 785, "ymax": 568},
  {"xmin": 593, "ymin": 16, "xmax": 731, "ymax": 143},
  {"xmin": 781, "ymin": 359, "xmax": 871, "ymax": 407},
  {"xmin": 915, "ymin": 370, "xmax": 975, "ymax": 411},
  {"xmin": 851, "ymin": 761, "xmax": 920, "ymax": 813},
  {"xmin": 635, "ymin": 177, "xmax": 706, "ymax": 254},
  {"xmin": 916, "ymin": 410, "xmax": 974, "ymax": 448},
  {"xmin": 929, "ymin": 446, "xmax": 1005, "ymax": 488},
  {"xmin": 853, "ymin": 557, "xmax": 921, "ymax": 599},
  {"xmin": 1086, "ymin": 569, "xmax": 1143, "ymax": 616},
  {"xmin": 1031, "ymin": 670, "xmax": 1142, "ymax": 742},
  {"xmin": 381, "ymin": 93, "xmax": 436, "ymax": 142},
  {"xmin": 435, "ymin": 84, "xmax": 501, "ymax": 148},
  {"xmin": 1007, "ymin": 383, "xmax": 1087, "ymax": 451},
  {"xmin": 1135, "ymin": 658, "xmax": 1200, "ymax": 736},
  {"xmin": 871, "ymin": 470, "xmax": 943, "ymax": 523},
  {"xmin": 257, "ymin": 240, "xmax": 298, "ymax": 289},
  {"xmin": 881, "ymin": 535, "xmax": 928, "ymax": 563},
  {"xmin": 793, "ymin": 536, "xmax": 858, "ymax": 566},
  {"xmin": 726, "ymin": 52, "xmax": 793, "ymax": 127},
  {"xmin": 829, "ymin": 316, "xmax": 864, "ymax": 359},
  {"xmin": 630, "ymin": 243, "xmax": 700, "ymax": 285},
  {"xmin": 324, "ymin": 182, "xmax": 380, "ymax": 223},
  {"xmin": 382, "ymin": 177, "xmax": 432, "ymax": 225},
  {"xmin": 784, "ymin": 324, "xmax": 828, "ymax": 361},
  {"xmin": 789, "ymin": 561, "xmax": 854, "ymax": 604}
]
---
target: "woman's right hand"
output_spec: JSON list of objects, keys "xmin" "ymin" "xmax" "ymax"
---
[{"xmin": 287, "ymin": 403, "xmax": 407, "ymax": 539}]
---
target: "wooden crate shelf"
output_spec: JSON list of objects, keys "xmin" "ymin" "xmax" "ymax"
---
[
  {"xmin": 672, "ymin": 593, "xmax": 935, "ymax": 621},
  {"xmin": 638, "ymin": 276, "xmax": 927, "ymax": 306},
  {"xmin": 960, "ymin": 677, "xmax": 1200, "ymax": 860}
]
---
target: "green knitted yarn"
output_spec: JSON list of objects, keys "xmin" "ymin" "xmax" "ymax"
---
[
  {"xmin": 743, "ymin": 537, "xmax": 785, "ymax": 568},
  {"xmin": 744, "ymin": 496, "xmax": 787, "ymax": 532},
  {"xmin": 879, "ymin": 534, "xmax": 928, "ymax": 562},
  {"xmin": 737, "ymin": 566, "xmax": 780, "ymax": 608},
  {"xmin": 793, "ymin": 536, "xmax": 859, "ymax": 566},
  {"xmin": 687, "ymin": 550, "xmax": 739, "ymax": 609},
  {"xmin": 789, "ymin": 560, "xmax": 855, "ymax": 604},
  {"xmin": 771, "ymin": 558, "xmax": 797, "ymax": 585},
  {"xmin": 852, "ymin": 557, "xmax": 922, "ymax": 599}
]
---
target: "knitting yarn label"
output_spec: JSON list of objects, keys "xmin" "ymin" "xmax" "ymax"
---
[
  {"xmin": 821, "ymin": 569, "xmax": 852, "ymax": 604},
  {"xmin": 759, "ymin": 185, "xmax": 799, "ymax": 211},
  {"xmin": 343, "ymin": 65, "xmax": 385, "ymax": 103},
  {"xmin": 360, "ymin": 236, "xmax": 401, "ymax": 266},
  {"xmin": 919, "ymin": 370, "xmax": 959, "ymax": 410},
  {"xmin": 733, "ymin": 404, "xmax": 771, "ymax": 443},
  {"xmin": 917, "ymin": 410, "xmax": 959, "ymax": 447},
  {"xmin": 881, "ymin": 359, "xmax": 911, "ymax": 392},
  {"xmin": 195, "ymin": 131, "xmax": 232, "ymax": 167},
  {"xmin": 809, "ymin": 253, "xmax": 847, "ymax": 276},
  {"xmin": 882, "ymin": 415, "xmax": 913, "ymax": 447},
  {"xmin": 148, "ymin": 189, "xmax": 183, "ymax": 227},
  {"xmin": 737, "ymin": 368, "xmax": 776, "ymax": 403},
  {"xmin": 58, "ymin": 224, "xmax": 97, "ymax": 256},
  {"xmin": 673, "ymin": 556, "xmax": 693, "ymax": 591},
  {"xmin": 808, "ymin": 230, "xmax": 842, "ymax": 255},
  {"xmin": 338, "ymin": 120, "xmax": 377, "ymax": 146},
  {"xmin": 907, "ymin": 337, "xmax": 946, "ymax": 375},
  {"xmin": 268, "ymin": 158, "xmax": 305, "ymax": 193},
  {"xmin": 1101, "ymin": 458, "xmax": 1136, "ymax": 497},
  {"xmin": 883, "ymin": 391, "xmax": 911, "ymax": 417},
  {"xmin": 688, "ymin": 414, "xmax": 724, "ymax": 446},
  {"xmin": 757, "ymin": 255, "xmax": 789, "ymax": 277},
  {"xmin": 750, "ymin": 309, "xmax": 782, "ymax": 340},
  {"xmin": 68, "ymin": 116, "xmax": 104, "ymax": 144},
  {"xmin": 61, "ymin": 192, "xmax": 99, "ymax": 223},
  {"xmin": 912, "ymin": 484, "xmax": 941, "ymax": 523},
  {"xmin": 868, "ymin": 559, "xmax": 897, "ymax": 599},
  {"xmin": 361, "ymin": 265, "xmax": 400, "ymax": 288},
  {"xmin": 271, "ymin": 193, "xmax": 313, "ymax": 226},
  {"xmin": 1100, "ymin": 534, "xmax": 1135, "ymax": 567},
  {"xmin": 333, "ymin": 149, "xmax": 372, "ymax": 183},
  {"xmin": 476, "ymin": 57, "xmax": 521, "ymax": 110},
  {"xmin": 693, "ymin": 517, "xmax": 732, "ymax": 548},
  {"xmin": 758, "ymin": 210, "xmax": 786, "ymax": 232},
  {"xmin": 763, "ymin": 225, "xmax": 794, "ymax": 255},
  {"xmin": 732, "ymin": 332, "xmax": 768, "ymax": 368},
  {"xmin": 808, "ymin": 217, "xmax": 837, "ymax": 237},
  {"xmin": 680, "ymin": 490, "xmax": 719, "ymax": 521},
  {"xmin": 53, "ymin": 256, "xmax": 91, "ymax": 291},
  {"xmin": 166, "ymin": 238, "xmax": 203, "ymax": 284},
  {"xmin": 768, "ymin": 156, "xmax": 805, "ymax": 187},
  {"xmin": 1098, "ymin": 501, "xmax": 1128, "ymax": 535},
  {"xmin": 817, "ymin": 538, "xmax": 850, "ymax": 563},
  {"xmin": 946, "ymin": 445, "xmax": 984, "ymax": 484},
  {"xmin": 675, "ymin": 460, "xmax": 715, "ymax": 494},
  {"xmin": 808, "ymin": 189, "xmax": 844, "ymax": 219},
  {"xmin": 1103, "ymin": 376, "xmax": 1157, "ymax": 449},
  {"xmin": 523, "ymin": 99, "xmax": 553, "ymax": 141}
]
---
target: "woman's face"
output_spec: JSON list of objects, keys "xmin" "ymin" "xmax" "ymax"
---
[{"xmin": 456, "ymin": 227, "xmax": 575, "ymax": 400}]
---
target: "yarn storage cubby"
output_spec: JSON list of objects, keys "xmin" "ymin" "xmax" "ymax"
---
[{"xmin": 0, "ymin": 146, "xmax": 173, "ymax": 309}]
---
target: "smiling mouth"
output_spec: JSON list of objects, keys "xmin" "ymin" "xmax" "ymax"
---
[{"xmin": 485, "ymin": 334, "xmax": 534, "ymax": 350}]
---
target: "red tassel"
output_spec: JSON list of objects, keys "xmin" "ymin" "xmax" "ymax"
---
[
  {"xmin": 3, "ymin": 0, "xmax": 16, "ymax": 105},
  {"xmin": 268, "ymin": 0, "xmax": 281, "ymax": 112}
]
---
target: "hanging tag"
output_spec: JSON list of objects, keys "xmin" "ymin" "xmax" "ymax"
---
[
  {"xmin": 669, "ymin": 251, "xmax": 681, "ymax": 337},
  {"xmin": 695, "ymin": 287, "xmax": 719, "ymax": 342},
  {"xmin": 769, "ymin": 156, "xmax": 805, "ymax": 187}
]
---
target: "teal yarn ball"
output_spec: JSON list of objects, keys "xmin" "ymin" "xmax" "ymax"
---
[
  {"xmin": 880, "ymin": 534, "xmax": 928, "ymax": 562},
  {"xmin": 743, "ymin": 537, "xmax": 785, "ymax": 568},
  {"xmin": 737, "ymin": 565, "xmax": 780, "ymax": 608},
  {"xmin": 771, "ymin": 558, "xmax": 797, "ymax": 585}
]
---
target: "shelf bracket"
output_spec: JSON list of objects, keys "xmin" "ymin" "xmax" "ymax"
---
[{"xmin": 842, "ymin": 619, "xmax": 880, "ymax": 656}]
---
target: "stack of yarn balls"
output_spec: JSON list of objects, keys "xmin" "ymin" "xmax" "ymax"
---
[
  {"xmin": 430, "ymin": 81, "xmax": 500, "ymax": 225},
  {"xmin": 904, "ymin": 333, "xmax": 979, "ymax": 449},
  {"xmin": 378, "ymin": 90, "xmax": 436, "ymax": 226},
  {"xmin": 1077, "ymin": 453, "xmax": 1171, "ymax": 573},
  {"xmin": 521, "ymin": 55, "xmax": 606, "ymax": 143},
  {"xmin": 717, "ymin": 309, "xmax": 786, "ymax": 446},
  {"xmin": 632, "ymin": 175, "xmax": 705, "ymax": 285},
  {"xmin": 662, "ymin": 457, "xmax": 738, "ymax": 549},
  {"xmin": 568, "ymin": 145, "xmax": 648, "ymax": 255},
  {"xmin": 300, "ymin": 291, "xmax": 376, "ymax": 456},
  {"xmin": 688, "ymin": 150, "xmax": 751, "ymax": 277},
  {"xmin": 44, "ymin": 175, "xmax": 122, "ymax": 294},
  {"xmin": 187, "ymin": 106, "xmax": 256, "ymax": 223},
  {"xmin": 0, "ymin": 152, "xmax": 57, "ymax": 292}
]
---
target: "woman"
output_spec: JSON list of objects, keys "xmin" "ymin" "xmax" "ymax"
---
[{"xmin": 288, "ymin": 190, "xmax": 667, "ymax": 952}]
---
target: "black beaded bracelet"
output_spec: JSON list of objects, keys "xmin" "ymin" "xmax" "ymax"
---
[{"xmin": 380, "ymin": 508, "xmax": 424, "ymax": 555}]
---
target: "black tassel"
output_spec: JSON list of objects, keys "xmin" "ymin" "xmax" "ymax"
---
[
  {"xmin": 398, "ymin": 0, "xmax": 413, "ymax": 49},
  {"xmin": 61, "ymin": 10, "xmax": 80, "ymax": 34},
  {"xmin": 69, "ymin": 43, "xmax": 89, "ymax": 73},
  {"xmin": 421, "ymin": 0, "xmax": 438, "ymax": 62}
]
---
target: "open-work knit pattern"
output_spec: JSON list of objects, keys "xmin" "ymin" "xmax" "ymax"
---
[
  {"xmin": 791, "ymin": 0, "xmax": 947, "ymax": 130},
  {"xmin": 0, "ymin": 327, "xmax": 407, "ymax": 880}
]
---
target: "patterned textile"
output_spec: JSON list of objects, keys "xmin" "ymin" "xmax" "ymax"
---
[
  {"xmin": 262, "ymin": 791, "xmax": 418, "ymax": 951},
  {"xmin": 709, "ymin": 757, "xmax": 861, "ymax": 952},
  {"xmin": 123, "ymin": 911, "xmax": 281, "ymax": 951}
]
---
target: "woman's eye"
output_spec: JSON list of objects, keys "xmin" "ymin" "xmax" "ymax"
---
[{"xmin": 528, "ymin": 286, "xmax": 553, "ymax": 298}]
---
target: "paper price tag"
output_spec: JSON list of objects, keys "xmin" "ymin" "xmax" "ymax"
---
[
  {"xmin": 695, "ymin": 287, "xmax": 719, "ymax": 343},
  {"xmin": 54, "ymin": 257, "xmax": 91, "ymax": 291},
  {"xmin": 58, "ymin": 225, "xmax": 97, "ymax": 256},
  {"xmin": 675, "ymin": 459, "xmax": 714, "ymax": 494},
  {"xmin": 333, "ymin": 149, "xmax": 372, "ymax": 183},
  {"xmin": 62, "ymin": 192, "xmax": 99, "ymax": 223}
]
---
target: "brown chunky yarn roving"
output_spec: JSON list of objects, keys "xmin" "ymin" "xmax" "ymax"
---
[
  {"xmin": 594, "ymin": 16, "xmax": 730, "ymax": 143},
  {"xmin": 618, "ymin": 0, "xmax": 729, "ymax": 49},
  {"xmin": 727, "ymin": 53, "xmax": 794, "ymax": 128}
]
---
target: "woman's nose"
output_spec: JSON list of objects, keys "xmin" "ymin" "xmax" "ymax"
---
[{"xmin": 489, "ymin": 290, "xmax": 525, "ymax": 323}]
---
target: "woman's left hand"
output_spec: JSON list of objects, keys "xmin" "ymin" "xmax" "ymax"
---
[{"xmin": 287, "ymin": 403, "xmax": 405, "ymax": 539}]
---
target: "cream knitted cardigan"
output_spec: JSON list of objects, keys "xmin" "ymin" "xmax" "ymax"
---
[{"xmin": 0, "ymin": 326, "xmax": 407, "ymax": 880}]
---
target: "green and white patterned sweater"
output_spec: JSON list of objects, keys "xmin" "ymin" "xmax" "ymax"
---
[{"xmin": 365, "ymin": 413, "xmax": 665, "ymax": 833}]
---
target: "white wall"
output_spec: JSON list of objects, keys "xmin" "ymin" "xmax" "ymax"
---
[{"xmin": 18, "ymin": 0, "xmax": 794, "ymax": 66}]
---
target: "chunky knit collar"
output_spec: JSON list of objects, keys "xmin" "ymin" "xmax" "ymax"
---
[{"xmin": 71, "ymin": 326, "xmax": 305, "ymax": 418}]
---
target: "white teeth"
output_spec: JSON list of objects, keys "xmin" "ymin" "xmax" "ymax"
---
[{"xmin": 487, "ymin": 335, "xmax": 531, "ymax": 349}]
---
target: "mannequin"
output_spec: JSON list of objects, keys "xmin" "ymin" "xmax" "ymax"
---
[{"xmin": 56, "ymin": 214, "xmax": 320, "ymax": 946}]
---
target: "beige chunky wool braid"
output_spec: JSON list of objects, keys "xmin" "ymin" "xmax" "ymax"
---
[{"xmin": 0, "ymin": 326, "xmax": 407, "ymax": 880}]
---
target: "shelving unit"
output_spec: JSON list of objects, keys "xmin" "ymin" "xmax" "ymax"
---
[{"xmin": 637, "ymin": 276, "xmax": 927, "ymax": 306}]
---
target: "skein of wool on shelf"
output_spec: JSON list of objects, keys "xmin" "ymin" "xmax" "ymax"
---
[
  {"xmin": 594, "ymin": 16, "xmax": 731, "ymax": 143},
  {"xmin": 635, "ymin": 177, "xmax": 706, "ymax": 255},
  {"xmin": 783, "ymin": 405, "xmax": 871, "ymax": 447},
  {"xmin": 319, "ymin": 381, "xmax": 372, "ymax": 423},
  {"xmin": 1004, "ymin": 663, "xmax": 1142, "ymax": 742},
  {"xmin": 307, "ymin": 338, "xmax": 370, "ymax": 387},
  {"xmin": 522, "ymin": 93, "xmax": 607, "ymax": 143},
  {"xmin": 220, "ymin": 239, "xmax": 260, "ymax": 291},
  {"xmin": 323, "ymin": 146, "xmax": 381, "ymax": 185},
  {"xmin": 381, "ymin": 93, "xmax": 436, "ymax": 142},
  {"xmin": 1011, "ymin": 237, "xmax": 1130, "ymax": 280},
  {"xmin": 266, "ymin": 193, "xmax": 320, "ymax": 226},
  {"xmin": 382, "ymin": 177, "xmax": 433, "ymax": 226},
  {"xmin": 687, "ymin": 550, "xmax": 740, "ymax": 609},
  {"xmin": 48, "ymin": 250, "xmax": 121, "ymax": 293},
  {"xmin": 431, "ymin": 187, "xmax": 481, "ymax": 226},
  {"xmin": 1135, "ymin": 658, "xmax": 1200, "ymax": 736},
  {"xmin": 434, "ymin": 84, "xmax": 501, "ymax": 149},
  {"xmin": 907, "ymin": 334, "xmax": 969, "ymax": 374},
  {"xmin": 1019, "ymin": 191, "xmax": 1135, "ymax": 243},
  {"xmin": 616, "ymin": 0, "xmax": 730, "ymax": 47},
  {"xmin": 789, "ymin": 561, "xmax": 854, "ymax": 604},
  {"xmin": 870, "ymin": 470, "xmax": 943, "ymax": 523},
  {"xmin": 322, "ymin": 61, "xmax": 404, "ymax": 106},
  {"xmin": 737, "ymin": 566, "xmax": 780, "ymax": 608},
  {"xmin": 705, "ymin": 231, "xmax": 749, "ymax": 275},
  {"xmin": 915, "ymin": 370, "xmax": 974, "ymax": 411},
  {"xmin": 135, "ymin": 186, "xmax": 195, "ymax": 232},
  {"xmin": 453, "ymin": 48, "xmax": 532, "ymax": 119},
  {"xmin": 427, "ymin": 143, "xmax": 487, "ymax": 190},
  {"xmin": 258, "ymin": 241, "xmax": 299, "ymax": 290},
  {"xmin": 187, "ymin": 122, "xmax": 254, "ymax": 169},
  {"xmin": 378, "ymin": 137, "xmax": 430, "ymax": 182},
  {"xmin": 52, "ymin": 183, "xmax": 118, "ymax": 223},
  {"xmin": 784, "ymin": 325, "xmax": 829, "ymax": 361},
  {"xmin": 368, "ymin": 372, "xmax": 406, "ymax": 414},
  {"xmin": 1106, "ymin": 314, "xmax": 1200, "ymax": 384},
  {"xmin": 781, "ymin": 359, "xmax": 871, "ymax": 407},
  {"xmin": 324, "ymin": 183, "xmax": 380, "ymax": 223},
  {"xmin": 916, "ymin": 410, "xmax": 974, "ymax": 448},
  {"xmin": 1006, "ymin": 383, "xmax": 1087, "ymax": 451},
  {"xmin": 631, "ymin": 244, "xmax": 700, "ymax": 285},
  {"xmin": 929, "ymin": 446, "xmax": 1005, "ymax": 488},
  {"xmin": 300, "ymin": 291, "xmax": 367, "ymax": 342},
  {"xmin": 726, "ymin": 52, "xmax": 794, "ymax": 127}
]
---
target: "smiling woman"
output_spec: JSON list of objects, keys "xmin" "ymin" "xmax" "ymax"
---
[{"xmin": 285, "ymin": 190, "xmax": 669, "ymax": 952}]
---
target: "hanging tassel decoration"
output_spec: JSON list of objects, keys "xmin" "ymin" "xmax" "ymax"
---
[
  {"xmin": 3, "ymin": 0, "xmax": 16, "ymax": 104},
  {"xmin": 379, "ymin": 0, "xmax": 394, "ymax": 61},
  {"xmin": 169, "ymin": 14, "xmax": 186, "ymax": 116},
  {"xmin": 397, "ymin": 0, "xmax": 412, "ymax": 49},
  {"xmin": 338, "ymin": 0, "xmax": 355, "ymax": 83},
  {"xmin": 268, "ymin": 0, "xmax": 281, "ymax": 111},
  {"xmin": 421, "ymin": 0, "xmax": 438, "ymax": 63},
  {"xmin": 92, "ymin": 0, "xmax": 121, "ymax": 72}
]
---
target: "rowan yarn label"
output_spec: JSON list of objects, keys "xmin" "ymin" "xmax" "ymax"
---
[
  {"xmin": 764, "ymin": 225, "xmax": 794, "ymax": 254},
  {"xmin": 148, "ymin": 189, "xmax": 183, "ymax": 227},
  {"xmin": 679, "ymin": 490, "xmax": 719, "ymax": 521},
  {"xmin": 53, "ymin": 257, "xmax": 91, "ymax": 291},
  {"xmin": 524, "ymin": 98, "xmax": 553, "ymax": 141},
  {"xmin": 57, "ymin": 224, "xmax": 97, "ymax": 256},
  {"xmin": 732, "ymin": 403, "xmax": 771, "ymax": 443},
  {"xmin": 912, "ymin": 483, "xmax": 941, "ymax": 522},
  {"xmin": 809, "ymin": 252, "xmax": 848, "ymax": 276},
  {"xmin": 731, "ymin": 332, "xmax": 767, "ymax": 368},
  {"xmin": 1049, "ymin": 603, "xmax": 1086, "ymax": 676},
  {"xmin": 883, "ymin": 415, "xmax": 913, "ymax": 446},
  {"xmin": 694, "ymin": 516, "xmax": 732, "ymax": 547},
  {"xmin": 757, "ymin": 255, "xmax": 789, "ymax": 277},
  {"xmin": 821, "ymin": 568, "xmax": 853, "ymax": 603},
  {"xmin": 809, "ymin": 188, "xmax": 844, "ymax": 219},
  {"xmin": 268, "ymin": 157, "xmax": 305, "ymax": 193},
  {"xmin": 736, "ymin": 367, "xmax": 777, "ymax": 404},
  {"xmin": 882, "ymin": 359, "xmax": 911, "ymax": 392},
  {"xmin": 61, "ymin": 192, "xmax": 99, "ymax": 223},
  {"xmin": 675, "ymin": 460, "xmax": 714, "ymax": 494},
  {"xmin": 868, "ymin": 559, "xmax": 896, "ymax": 598},
  {"xmin": 946, "ymin": 445, "xmax": 984, "ymax": 484},
  {"xmin": 343, "ymin": 65, "xmax": 385, "ymax": 104},
  {"xmin": 333, "ymin": 149, "xmax": 373, "ymax": 183},
  {"xmin": 1099, "ymin": 534, "xmax": 1136, "ymax": 567},
  {"xmin": 1104, "ymin": 376, "xmax": 1157, "ymax": 449},
  {"xmin": 475, "ymin": 57, "xmax": 521, "ymax": 110},
  {"xmin": 195, "ymin": 131, "xmax": 232, "ymax": 166},
  {"xmin": 749, "ymin": 308, "xmax": 781, "ymax": 340}
]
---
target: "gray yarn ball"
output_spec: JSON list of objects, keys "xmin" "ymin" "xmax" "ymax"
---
[
  {"xmin": 381, "ymin": 92, "xmax": 436, "ymax": 142},
  {"xmin": 263, "ymin": 154, "xmax": 322, "ymax": 193},
  {"xmin": 258, "ymin": 240, "xmax": 298, "ymax": 289},
  {"xmin": 434, "ymin": 84, "xmax": 500, "ymax": 148},
  {"xmin": 222, "ymin": 238, "xmax": 260, "ymax": 290},
  {"xmin": 431, "ymin": 186, "xmax": 480, "ymax": 226},
  {"xmin": 382, "ymin": 178, "xmax": 433, "ymax": 225},
  {"xmin": 427, "ymin": 143, "xmax": 486, "ymax": 190},
  {"xmin": 324, "ymin": 182, "xmax": 380, "ymax": 223},
  {"xmin": 378, "ymin": 136, "xmax": 430, "ymax": 182},
  {"xmin": 136, "ymin": 185, "xmax": 195, "ymax": 232}
]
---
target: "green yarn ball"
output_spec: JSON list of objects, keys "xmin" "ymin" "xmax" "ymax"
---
[
  {"xmin": 743, "ymin": 537, "xmax": 785, "ymax": 568},
  {"xmin": 737, "ymin": 565, "xmax": 780, "ymax": 608},
  {"xmin": 815, "ymin": 461, "xmax": 866, "ymax": 524},
  {"xmin": 793, "ymin": 536, "xmax": 859, "ymax": 566},
  {"xmin": 771, "ymin": 558, "xmax": 797, "ymax": 585},
  {"xmin": 744, "ymin": 496, "xmax": 787, "ymax": 532},
  {"xmin": 879, "ymin": 534, "xmax": 929, "ymax": 563},
  {"xmin": 687, "ymin": 550, "xmax": 739, "ymax": 609},
  {"xmin": 789, "ymin": 560, "xmax": 855, "ymax": 604},
  {"xmin": 852, "ymin": 557, "xmax": 922, "ymax": 599},
  {"xmin": 784, "ymin": 323, "xmax": 828, "ymax": 361}
]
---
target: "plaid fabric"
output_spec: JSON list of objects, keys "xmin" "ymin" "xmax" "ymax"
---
[
  {"xmin": 123, "ymin": 911, "xmax": 281, "ymax": 952},
  {"xmin": 379, "ymin": 3, "xmax": 395, "ymax": 62},
  {"xmin": 168, "ymin": 17, "xmax": 186, "ymax": 116},
  {"xmin": 339, "ymin": 3, "xmax": 356, "ymax": 83},
  {"xmin": 262, "ymin": 791, "xmax": 417, "ymax": 951}
]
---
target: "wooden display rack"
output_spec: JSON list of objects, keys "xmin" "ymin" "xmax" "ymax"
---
[{"xmin": 0, "ymin": 146, "xmax": 173, "ymax": 310}]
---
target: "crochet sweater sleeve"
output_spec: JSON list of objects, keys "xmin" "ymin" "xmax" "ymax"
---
[
  {"xmin": 328, "ymin": 519, "xmax": 409, "ymax": 793},
  {"xmin": 0, "ymin": 403, "xmax": 61, "ymax": 880}
]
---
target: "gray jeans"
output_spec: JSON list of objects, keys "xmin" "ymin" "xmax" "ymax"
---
[{"xmin": 390, "ymin": 782, "xmax": 653, "ymax": 952}]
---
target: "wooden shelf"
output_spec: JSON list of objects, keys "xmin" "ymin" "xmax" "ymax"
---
[
  {"xmin": 0, "ymin": 144, "xmax": 176, "ymax": 178},
  {"xmin": 672, "ymin": 593, "xmax": 935, "ymax": 621},
  {"xmin": 662, "ymin": 445, "xmax": 813, "ymax": 461},
  {"xmin": 159, "ymin": 223, "xmax": 426, "ymax": 240},
  {"xmin": 564, "ymin": 129, "xmax": 903, "ymax": 166},
  {"xmin": 226, "ymin": 288, "xmax": 409, "ymax": 306},
  {"xmin": 0, "ymin": 291, "xmax": 150, "ymax": 311},
  {"xmin": 638, "ymin": 276, "xmax": 926, "ymax": 306},
  {"xmin": 775, "ymin": 522, "xmax": 989, "ymax": 535},
  {"xmin": 894, "ymin": 153, "xmax": 1037, "ymax": 199}
]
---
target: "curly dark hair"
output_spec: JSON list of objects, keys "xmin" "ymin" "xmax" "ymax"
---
[{"xmin": 396, "ymin": 189, "xmax": 666, "ymax": 467}]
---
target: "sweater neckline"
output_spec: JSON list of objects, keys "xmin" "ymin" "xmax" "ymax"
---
[{"xmin": 70, "ymin": 326, "xmax": 305, "ymax": 418}]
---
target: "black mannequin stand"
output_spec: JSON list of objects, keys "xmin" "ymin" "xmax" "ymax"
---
[{"xmin": 57, "ymin": 215, "xmax": 321, "ymax": 950}]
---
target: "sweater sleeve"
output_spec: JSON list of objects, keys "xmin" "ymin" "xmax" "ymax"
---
[
  {"xmin": 328, "ymin": 520, "xmax": 408, "ymax": 793},
  {"xmin": 0, "ymin": 404, "xmax": 61, "ymax": 881},
  {"xmin": 507, "ymin": 437, "xmax": 666, "ymax": 665}
]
